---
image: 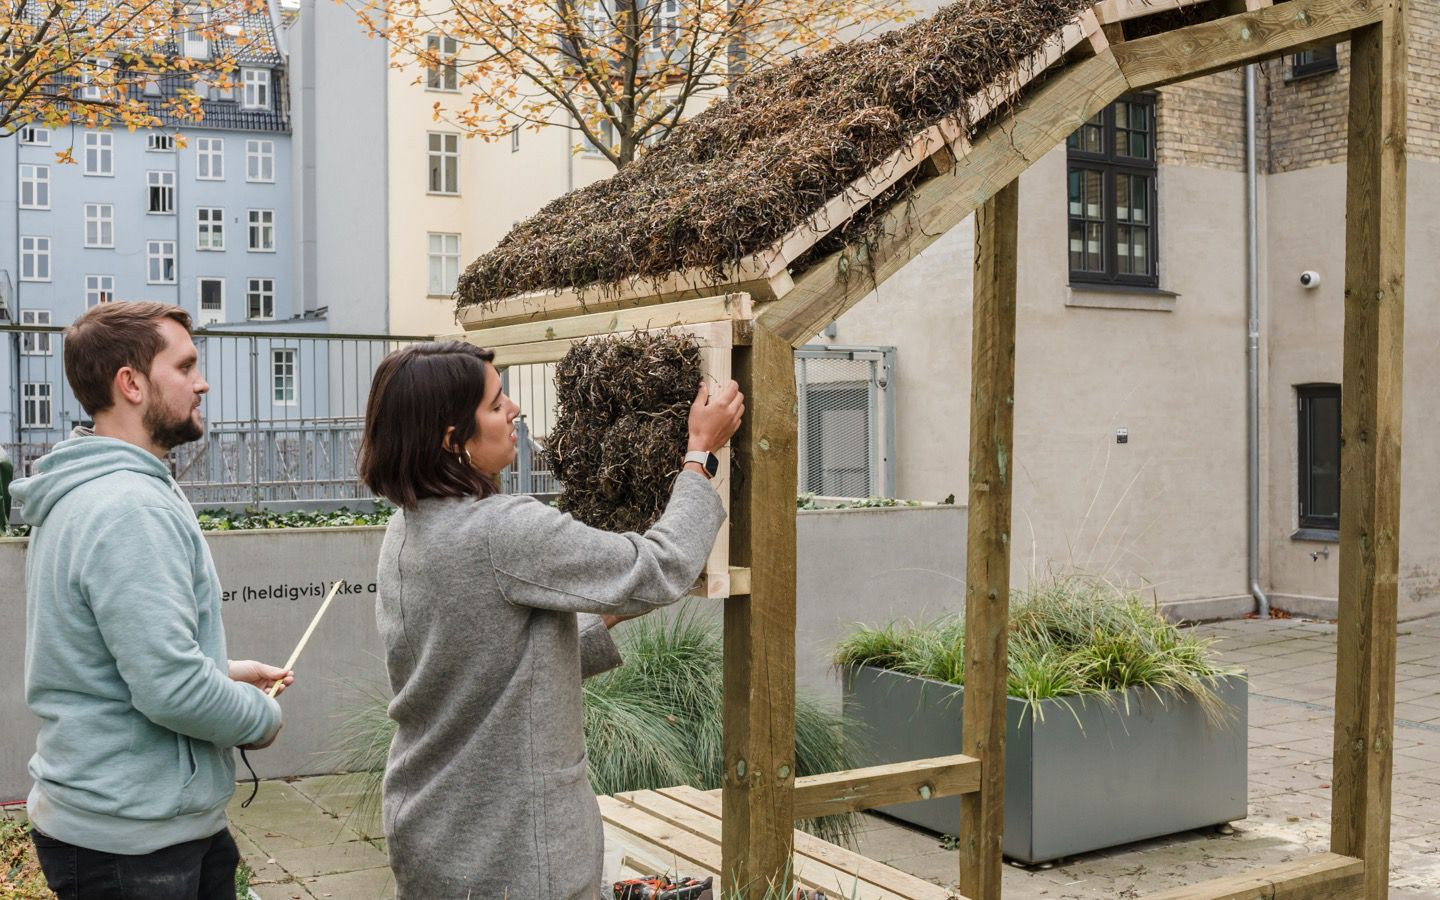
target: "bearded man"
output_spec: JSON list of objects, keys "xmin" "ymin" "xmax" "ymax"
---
[{"xmin": 12, "ymin": 302, "xmax": 292, "ymax": 899}]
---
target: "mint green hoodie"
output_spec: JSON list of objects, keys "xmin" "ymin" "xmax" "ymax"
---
[{"xmin": 13, "ymin": 435, "xmax": 280, "ymax": 854}]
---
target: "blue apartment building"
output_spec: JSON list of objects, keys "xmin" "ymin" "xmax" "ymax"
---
[{"xmin": 0, "ymin": 7, "xmax": 326, "ymax": 477}]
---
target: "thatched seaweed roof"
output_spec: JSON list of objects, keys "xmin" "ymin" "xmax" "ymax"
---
[{"xmin": 456, "ymin": 0, "xmax": 1101, "ymax": 310}]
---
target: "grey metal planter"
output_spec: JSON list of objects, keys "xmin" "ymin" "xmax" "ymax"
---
[{"xmin": 842, "ymin": 665, "xmax": 1248, "ymax": 864}]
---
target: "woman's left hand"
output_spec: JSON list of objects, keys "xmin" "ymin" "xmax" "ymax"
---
[
  {"xmin": 229, "ymin": 659, "xmax": 295, "ymax": 696},
  {"xmin": 601, "ymin": 612, "xmax": 645, "ymax": 630}
]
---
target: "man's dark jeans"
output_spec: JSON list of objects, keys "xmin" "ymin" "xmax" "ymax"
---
[{"xmin": 31, "ymin": 826, "xmax": 241, "ymax": 900}]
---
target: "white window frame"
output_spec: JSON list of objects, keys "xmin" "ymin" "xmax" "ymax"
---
[
  {"xmin": 247, "ymin": 277, "xmax": 275, "ymax": 320},
  {"xmin": 582, "ymin": 116, "xmax": 615, "ymax": 158},
  {"xmin": 148, "ymin": 132, "xmax": 176, "ymax": 151},
  {"xmin": 245, "ymin": 139, "xmax": 275, "ymax": 182},
  {"xmin": 20, "ymin": 236, "xmax": 51, "ymax": 282},
  {"xmin": 85, "ymin": 274, "xmax": 116, "ymax": 307},
  {"xmin": 427, "ymin": 232, "xmax": 461, "ymax": 296},
  {"xmin": 196, "ymin": 136, "xmax": 224, "ymax": 180},
  {"xmin": 247, "ymin": 208, "xmax": 275, "ymax": 252},
  {"xmin": 84, "ymin": 132, "xmax": 114, "ymax": 176},
  {"xmin": 19, "ymin": 125, "xmax": 50, "ymax": 145},
  {"xmin": 427, "ymin": 132, "xmax": 460, "ymax": 195},
  {"xmin": 198, "ymin": 277, "xmax": 225, "ymax": 317},
  {"xmin": 511, "ymin": 126, "xmax": 520, "ymax": 153},
  {"xmin": 272, "ymin": 348, "xmax": 297, "ymax": 406},
  {"xmin": 84, "ymin": 203, "xmax": 115, "ymax": 248},
  {"xmin": 148, "ymin": 170, "xmax": 176, "ymax": 214},
  {"xmin": 651, "ymin": 0, "xmax": 679, "ymax": 49},
  {"xmin": 20, "ymin": 310, "xmax": 52, "ymax": 356},
  {"xmin": 242, "ymin": 69, "xmax": 271, "ymax": 109},
  {"xmin": 21, "ymin": 383, "xmax": 52, "ymax": 429},
  {"xmin": 19, "ymin": 164, "xmax": 50, "ymax": 209},
  {"xmin": 182, "ymin": 6, "xmax": 210, "ymax": 59},
  {"xmin": 425, "ymin": 34, "xmax": 460, "ymax": 91},
  {"xmin": 197, "ymin": 206, "xmax": 225, "ymax": 251},
  {"xmin": 80, "ymin": 59, "xmax": 111, "ymax": 101},
  {"xmin": 147, "ymin": 239, "xmax": 177, "ymax": 284}
]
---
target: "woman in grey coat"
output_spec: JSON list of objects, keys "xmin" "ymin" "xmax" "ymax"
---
[{"xmin": 357, "ymin": 341, "xmax": 742, "ymax": 899}]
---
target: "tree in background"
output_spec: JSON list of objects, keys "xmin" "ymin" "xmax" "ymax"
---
[
  {"xmin": 1, "ymin": 0, "xmax": 268, "ymax": 155},
  {"xmin": 352, "ymin": 0, "xmax": 909, "ymax": 168}
]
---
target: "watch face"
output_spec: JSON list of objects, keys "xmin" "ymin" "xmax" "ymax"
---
[{"xmin": 704, "ymin": 453, "xmax": 719, "ymax": 477}]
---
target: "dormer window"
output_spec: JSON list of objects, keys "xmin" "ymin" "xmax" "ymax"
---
[{"xmin": 242, "ymin": 69, "xmax": 271, "ymax": 109}]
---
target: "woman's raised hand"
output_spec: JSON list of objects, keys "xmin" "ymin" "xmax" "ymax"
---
[{"xmin": 687, "ymin": 379, "xmax": 745, "ymax": 453}]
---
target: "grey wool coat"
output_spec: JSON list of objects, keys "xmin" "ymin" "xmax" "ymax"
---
[{"xmin": 376, "ymin": 471, "xmax": 726, "ymax": 899}]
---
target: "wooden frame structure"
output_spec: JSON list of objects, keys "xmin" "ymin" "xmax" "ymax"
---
[{"xmin": 452, "ymin": 1, "xmax": 1406, "ymax": 896}]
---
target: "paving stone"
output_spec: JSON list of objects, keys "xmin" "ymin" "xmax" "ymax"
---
[
  {"xmin": 290, "ymin": 865, "xmax": 396, "ymax": 899},
  {"xmin": 233, "ymin": 826, "xmax": 291, "ymax": 886},
  {"xmin": 266, "ymin": 839, "xmax": 390, "ymax": 879}
]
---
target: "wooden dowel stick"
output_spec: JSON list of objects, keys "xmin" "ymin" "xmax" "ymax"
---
[{"xmin": 270, "ymin": 580, "xmax": 346, "ymax": 698}]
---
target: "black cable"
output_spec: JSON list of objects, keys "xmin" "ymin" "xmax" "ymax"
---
[{"xmin": 239, "ymin": 747, "xmax": 259, "ymax": 808}]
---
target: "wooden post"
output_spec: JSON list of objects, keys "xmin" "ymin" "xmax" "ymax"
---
[
  {"xmin": 722, "ymin": 322, "xmax": 798, "ymax": 896},
  {"xmin": 958, "ymin": 178, "xmax": 1019, "ymax": 900},
  {"xmin": 1331, "ymin": 5, "xmax": 1406, "ymax": 898}
]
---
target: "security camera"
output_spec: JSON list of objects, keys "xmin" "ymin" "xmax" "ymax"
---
[{"xmin": 1300, "ymin": 270, "xmax": 1321, "ymax": 289}]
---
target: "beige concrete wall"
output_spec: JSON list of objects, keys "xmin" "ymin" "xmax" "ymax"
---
[
  {"xmin": 821, "ymin": 151, "xmax": 1255, "ymax": 607},
  {"xmin": 1262, "ymin": 160, "xmax": 1440, "ymax": 622}
]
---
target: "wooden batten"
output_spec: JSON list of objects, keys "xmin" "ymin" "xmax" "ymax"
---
[
  {"xmin": 447, "ymin": 293, "xmax": 754, "ymax": 350},
  {"xmin": 1145, "ymin": 852, "xmax": 1364, "ymax": 900},
  {"xmin": 791, "ymin": 754, "xmax": 981, "ymax": 820},
  {"xmin": 965, "ymin": 9, "xmax": 1101, "ymax": 123},
  {"xmin": 1093, "ymin": 0, "xmax": 1204, "ymax": 25}
]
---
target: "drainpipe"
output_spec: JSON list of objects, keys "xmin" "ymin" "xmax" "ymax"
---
[{"xmin": 1245, "ymin": 63, "xmax": 1271, "ymax": 619}]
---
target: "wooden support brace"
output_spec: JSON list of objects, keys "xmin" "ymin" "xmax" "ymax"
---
[
  {"xmin": 957, "ymin": 178, "xmax": 1019, "ymax": 900},
  {"xmin": 722, "ymin": 321, "xmax": 798, "ymax": 897},
  {"xmin": 1145, "ymin": 852, "xmax": 1364, "ymax": 899},
  {"xmin": 791, "ymin": 754, "xmax": 981, "ymax": 819},
  {"xmin": 446, "ymin": 293, "xmax": 753, "ymax": 349},
  {"xmin": 1331, "ymin": 7, "xmax": 1406, "ymax": 899}
]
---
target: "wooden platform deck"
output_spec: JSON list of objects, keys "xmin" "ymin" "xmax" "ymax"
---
[{"xmin": 601, "ymin": 785, "xmax": 963, "ymax": 900}]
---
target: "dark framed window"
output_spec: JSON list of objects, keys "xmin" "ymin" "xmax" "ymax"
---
[
  {"xmin": 1298, "ymin": 384, "xmax": 1341, "ymax": 532},
  {"xmin": 1066, "ymin": 94, "xmax": 1158, "ymax": 288},
  {"xmin": 1292, "ymin": 46, "xmax": 1338, "ymax": 79}
]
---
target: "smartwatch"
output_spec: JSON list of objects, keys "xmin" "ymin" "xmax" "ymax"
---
[{"xmin": 683, "ymin": 450, "xmax": 720, "ymax": 480}]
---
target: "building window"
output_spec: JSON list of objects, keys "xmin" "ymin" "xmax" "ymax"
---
[
  {"xmin": 582, "ymin": 116, "xmax": 615, "ymax": 157},
  {"xmin": 181, "ymin": 6, "xmax": 210, "ymax": 58},
  {"xmin": 84, "ymin": 132, "xmax": 114, "ymax": 176},
  {"xmin": 247, "ymin": 209, "xmax": 275, "ymax": 251},
  {"xmin": 86, "ymin": 274, "xmax": 116, "ymax": 306},
  {"xmin": 19, "ymin": 125, "xmax": 50, "ymax": 145},
  {"xmin": 148, "ymin": 132, "xmax": 176, "ymax": 151},
  {"xmin": 1298, "ymin": 384, "xmax": 1341, "ymax": 533},
  {"xmin": 148, "ymin": 170, "xmax": 176, "ymax": 214},
  {"xmin": 1066, "ymin": 94, "xmax": 1158, "ymax": 288},
  {"xmin": 426, "ymin": 34, "xmax": 459, "ymax": 91},
  {"xmin": 147, "ymin": 239, "xmax": 177, "ymax": 283},
  {"xmin": 80, "ymin": 59, "xmax": 110, "ymax": 101},
  {"xmin": 199, "ymin": 277, "xmax": 224, "ymax": 315},
  {"xmin": 20, "ymin": 310, "xmax": 52, "ymax": 356},
  {"xmin": 196, "ymin": 136, "xmax": 224, "ymax": 180},
  {"xmin": 21, "ymin": 383, "xmax": 52, "ymax": 429},
  {"xmin": 20, "ymin": 236, "xmax": 51, "ymax": 281},
  {"xmin": 272, "ymin": 348, "xmax": 297, "ymax": 405},
  {"xmin": 510, "ymin": 125, "xmax": 520, "ymax": 153},
  {"xmin": 246, "ymin": 139, "xmax": 275, "ymax": 182},
  {"xmin": 197, "ymin": 207, "xmax": 225, "ymax": 250},
  {"xmin": 247, "ymin": 277, "xmax": 275, "ymax": 319},
  {"xmin": 142, "ymin": 74, "xmax": 162, "ymax": 97},
  {"xmin": 1292, "ymin": 46, "xmax": 1338, "ymax": 79},
  {"xmin": 242, "ymin": 69, "xmax": 271, "ymax": 109},
  {"xmin": 651, "ymin": 0, "xmax": 679, "ymax": 48},
  {"xmin": 19, "ymin": 164, "xmax": 50, "ymax": 209},
  {"xmin": 427, "ymin": 132, "xmax": 460, "ymax": 194},
  {"xmin": 84, "ymin": 203, "xmax": 115, "ymax": 248},
  {"xmin": 428, "ymin": 232, "xmax": 461, "ymax": 295}
]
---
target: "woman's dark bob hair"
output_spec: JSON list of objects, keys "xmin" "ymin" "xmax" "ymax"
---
[{"xmin": 359, "ymin": 341, "xmax": 499, "ymax": 509}]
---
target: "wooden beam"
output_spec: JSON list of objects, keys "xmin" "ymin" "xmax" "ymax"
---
[
  {"xmin": 722, "ymin": 322, "xmax": 797, "ymax": 897},
  {"xmin": 444, "ymin": 293, "xmax": 753, "ymax": 349},
  {"xmin": 1331, "ymin": 6, "xmax": 1406, "ymax": 899},
  {"xmin": 1145, "ymin": 853, "xmax": 1365, "ymax": 900},
  {"xmin": 757, "ymin": 50, "xmax": 1127, "ymax": 348},
  {"xmin": 1094, "ymin": 0, "xmax": 1203, "ymax": 25},
  {"xmin": 791, "ymin": 754, "xmax": 981, "ymax": 819},
  {"xmin": 957, "ymin": 178, "xmax": 1019, "ymax": 900},
  {"xmin": 1113, "ymin": 0, "xmax": 1385, "ymax": 90}
]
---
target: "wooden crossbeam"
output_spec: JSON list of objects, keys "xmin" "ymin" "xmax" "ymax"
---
[
  {"xmin": 1113, "ymin": 0, "xmax": 1385, "ymax": 90},
  {"xmin": 1331, "ymin": 7, "xmax": 1406, "ymax": 899},
  {"xmin": 790, "ymin": 754, "xmax": 980, "ymax": 819},
  {"xmin": 447, "ymin": 293, "xmax": 753, "ymax": 348},
  {"xmin": 1145, "ymin": 852, "xmax": 1365, "ymax": 899}
]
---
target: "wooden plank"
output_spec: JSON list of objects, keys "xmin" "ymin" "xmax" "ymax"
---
[
  {"xmin": 1331, "ymin": 7, "xmax": 1406, "ymax": 900},
  {"xmin": 659, "ymin": 786, "xmax": 960, "ymax": 900},
  {"xmin": 1113, "ymin": 0, "xmax": 1386, "ymax": 90},
  {"xmin": 791, "ymin": 754, "xmax": 981, "ymax": 819},
  {"xmin": 484, "ymin": 318, "xmax": 731, "ymax": 369},
  {"xmin": 728, "ymin": 566, "xmax": 752, "ymax": 597},
  {"xmin": 445, "ymin": 293, "xmax": 753, "ymax": 349},
  {"xmin": 1093, "ymin": 0, "xmax": 1198, "ymax": 26},
  {"xmin": 957, "ymin": 178, "xmax": 1019, "ymax": 900},
  {"xmin": 1146, "ymin": 852, "xmax": 1365, "ymax": 899},
  {"xmin": 757, "ymin": 51, "xmax": 1128, "ymax": 348},
  {"xmin": 965, "ymin": 11, "xmax": 1099, "ymax": 123},
  {"xmin": 722, "ymin": 322, "xmax": 798, "ymax": 896},
  {"xmin": 600, "ymin": 795, "xmax": 727, "ymax": 876},
  {"xmin": 620, "ymin": 791, "xmax": 910, "ymax": 900},
  {"xmin": 697, "ymin": 322, "xmax": 735, "ymax": 599}
]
